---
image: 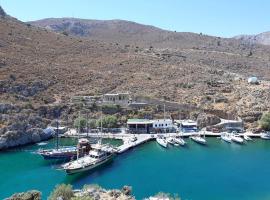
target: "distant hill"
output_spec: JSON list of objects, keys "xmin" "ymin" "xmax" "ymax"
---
[
  {"xmin": 29, "ymin": 18, "xmax": 242, "ymax": 49},
  {"xmin": 234, "ymin": 32, "xmax": 270, "ymax": 46}
]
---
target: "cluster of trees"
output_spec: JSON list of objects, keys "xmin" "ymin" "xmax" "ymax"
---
[
  {"xmin": 260, "ymin": 112, "xmax": 270, "ymax": 131},
  {"xmin": 74, "ymin": 115, "xmax": 118, "ymax": 131}
]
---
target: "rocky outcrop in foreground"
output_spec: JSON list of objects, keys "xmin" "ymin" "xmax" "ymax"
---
[
  {"xmin": 6, "ymin": 184, "xmax": 180, "ymax": 200},
  {"xmin": 5, "ymin": 190, "xmax": 41, "ymax": 200}
]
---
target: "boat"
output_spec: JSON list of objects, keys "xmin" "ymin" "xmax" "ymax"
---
[
  {"xmin": 62, "ymin": 143, "xmax": 115, "ymax": 175},
  {"xmin": 156, "ymin": 137, "xmax": 168, "ymax": 148},
  {"xmin": 231, "ymin": 134, "xmax": 244, "ymax": 144},
  {"xmin": 261, "ymin": 132, "xmax": 270, "ymax": 140},
  {"xmin": 243, "ymin": 134, "xmax": 252, "ymax": 141},
  {"xmin": 166, "ymin": 137, "xmax": 175, "ymax": 145},
  {"xmin": 190, "ymin": 135, "xmax": 206, "ymax": 145},
  {"xmin": 220, "ymin": 133, "xmax": 232, "ymax": 143},
  {"xmin": 38, "ymin": 138, "xmax": 91, "ymax": 160},
  {"xmin": 62, "ymin": 108, "xmax": 116, "ymax": 175},
  {"xmin": 174, "ymin": 137, "xmax": 186, "ymax": 146}
]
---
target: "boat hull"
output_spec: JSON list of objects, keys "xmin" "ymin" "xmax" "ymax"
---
[
  {"xmin": 190, "ymin": 137, "xmax": 206, "ymax": 145},
  {"xmin": 65, "ymin": 154, "xmax": 115, "ymax": 175},
  {"xmin": 221, "ymin": 136, "xmax": 231, "ymax": 143},
  {"xmin": 40, "ymin": 152, "xmax": 76, "ymax": 160},
  {"xmin": 38, "ymin": 147, "xmax": 77, "ymax": 160},
  {"xmin": 156, "ymin": 138, "xmax": 168, "ymax": 148},
  {"xmin": 231, "ymin": 138, "xmax": 244, "ymax": 144}
]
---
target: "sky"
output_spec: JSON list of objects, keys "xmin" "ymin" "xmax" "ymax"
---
[{"xmin": 1, "ymin": 0, "xmax": 270, "ymax": 38}]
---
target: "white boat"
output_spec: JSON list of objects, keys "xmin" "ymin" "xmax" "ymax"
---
[
  {"xmin": 62, "ymin": 144, "xmax": 115, "ymax": 175},
  {"xmin": 220, "ymin": 133, "xmax": 232, "ymax": 143},
  {"xmin": 166, "ymin": 137, "xmax": 175, "ymax": 145},
  {"xmin": 261, "ymin": 133, "xmax": 270, "ymax": 140},
  {"xmin": 231, "ymin": 134, "xmax": 244, "ymax": 144},
  {"xmin": 243, "ymin": 134, "xmax": 252, "ymax": 141},
  {"xmin": 174, "ymin": 137, "xmax": 186, "ymax": 146},
  {"xmin": 190, "ymin": 135, "xmax": 206, "ymax": 145},
  {"xmin": 156, "ymin": 137, "xmax": 168, "ymax": 148}
]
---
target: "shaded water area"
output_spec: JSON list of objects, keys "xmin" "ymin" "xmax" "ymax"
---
[{"xmin": 1, "ymin": 137, "xmax": 270, "ymax": 200}]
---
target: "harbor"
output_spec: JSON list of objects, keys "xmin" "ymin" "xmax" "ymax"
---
[{"xmin": 1, "ymin": 137, "xmax": 270, "ymax": 200}]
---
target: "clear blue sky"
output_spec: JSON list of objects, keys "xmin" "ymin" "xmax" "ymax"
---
[{"xmin": 1, "ymin": 0, "xmax": 270, "ymax": 37}]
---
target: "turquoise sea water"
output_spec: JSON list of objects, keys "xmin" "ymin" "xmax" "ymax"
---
[{"xmin": 1, "ymin": 137, "xmax": 270, "ymax": 200}]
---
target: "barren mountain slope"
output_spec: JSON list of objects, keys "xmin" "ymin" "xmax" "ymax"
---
[{"xmin": 1, "ymin": 7, "xmax": 270, "ymax": 149}]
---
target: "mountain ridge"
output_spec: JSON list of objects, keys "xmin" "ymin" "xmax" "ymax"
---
[{"xmin": 234, "ymin": 31, "xmax": 270, "ymax": 46}]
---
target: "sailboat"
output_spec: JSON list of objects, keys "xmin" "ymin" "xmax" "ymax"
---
[
  {"xmin": 174, "ymin": 137, "xmax": 186, "ymax": 146},
  {"xmin": 243, "ymin": 134, "xmax": 252, "ymax": 141},
  {"xmin": 38, "ymin": 117, "xmax": 91, "ymax": 160},
  {"xmin": 156, "ymin": 136, "xmax": 168, "ymax": 148},
  {"xmin": 220, "ymin": 132, "xmax": 232, "ymax": 143},
  {"xmin": 62, "ymin": 109, "xmax": 116, "ymax": 174},
  {"xmin": 231, "ymin": 133, "xmax": 244, "ymax": 144},
  {"xmin": 261, "ymin": 132, "xmax": 270, "ymax": 140},
  {"xmin": 190, "ymin": 132, "xmax": 206, "ymax": 145}
]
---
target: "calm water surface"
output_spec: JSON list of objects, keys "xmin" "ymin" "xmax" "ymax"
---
[{"xmin": 1, "ymin": 137, "xmax": 270, "ymax": 200}]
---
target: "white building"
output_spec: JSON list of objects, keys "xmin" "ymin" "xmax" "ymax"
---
[
  {"xmin": 248, "ymin": 77, "xmax": 259, "ymax": 84},
  {"xmin": 152, "ymin": 119, "xmax": 173, "ymax": 129}
]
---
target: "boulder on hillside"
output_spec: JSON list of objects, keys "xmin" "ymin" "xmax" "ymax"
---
[{"xmin": 197, "ymin": 113, "xmax": 221, "ymax": 128}]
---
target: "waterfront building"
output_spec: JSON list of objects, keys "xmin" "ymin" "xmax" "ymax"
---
[
  {"xmin": 127, "ymin": 118, "xmax": 173, "ymax": 134},
  {"xmin": 127, "ymin": 119, "xmax": 153, "ymax": 134},
  {"xmin": 178, "ymin": 120, "xmax": 198, "ymax": 132}
]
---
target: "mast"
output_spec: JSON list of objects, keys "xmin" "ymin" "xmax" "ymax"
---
[
  {"xmin": 56, "ymin": 117, "xmax": 59, "ymax": 150},
  {"xmin": 86, "ymin": 112, "xmax": 89, "ymax": 138},
  {"xmin": 99, "ymin": 107, "xmax": 103, "ymax": 145},
  {"xmin": 163, "ymin": 103, "xmax": 166, "ymax": 120}
]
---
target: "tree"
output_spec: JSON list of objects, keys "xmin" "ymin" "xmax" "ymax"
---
[
  {"xmin": 48, "ymin": 184, "xmax": 74, "ymax": 200},
  {"xmin": 88, "ymin": 119, "xmax": 97, "ymax": 129},
  {"xmin": 96, "ymin": 115, "xmax": 118, "ymax": 128},
  {"xmin": 74, "ymin": 117, "xmax": 87, "ymax": 131},
  {"xmin": 260, "ymin": 112, "xmax": 270, "ymax": 131}
]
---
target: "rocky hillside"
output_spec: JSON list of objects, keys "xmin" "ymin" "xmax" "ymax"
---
[
  {"xmin": 1, "ymin": 6, "xmax": 270, "ymax": 149},
  {"xmin": 234, "ymin": 31, "xmax": 270, "ymax": 46}
]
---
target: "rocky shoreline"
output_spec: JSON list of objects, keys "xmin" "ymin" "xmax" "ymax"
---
[{"xmin": 6, "ymin": 184, "xmax": 179, "ymax": 200}]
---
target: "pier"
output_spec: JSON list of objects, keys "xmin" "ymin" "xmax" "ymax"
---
[{"xmin": 63, "ymin": 128, "xmax": 263, "ymax": 154}]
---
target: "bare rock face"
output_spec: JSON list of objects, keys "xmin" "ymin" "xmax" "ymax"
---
[
  {"xmin": 197, "ymin": 113, "xmax": 221, "ymax": 128},
  {"xmin": 5, "ymin": 190, "xmax": 41, "ymax": 200},
  {"xmin": 0, "ymin": 6, "xmax": 6, "ymax": 17}
]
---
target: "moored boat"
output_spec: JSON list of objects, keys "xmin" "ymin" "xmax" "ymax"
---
[
  {"xmin": 261, "ymin": 132, "xmax": 270, "ymax": 140},
  {"xmin": 166, "ymin": 137, "xmax": 175, "ymax": 145},
  {"xmin": 156, "ymin": 137, "xmax": 168, "ymax": 148},
  {"xmin": 243, "ymin": 134, "xmax": 252, "ymax": 141},
  {"xmin": 231, "ymin": 134, "xmax": 244, "ymax": 144},
  {"xmin": 190, "ymin": 135, "xmax": 206, "ymax": 145},
  {"xmin": 220, "ymin": 133, "xmax": 232, "ymax": 143},
  {"xmin": 174, "ymin": 137, "xmax": 186, "ymax": 146},
  {"xmin": 62, "ymin": 144, "xmax": 115, "ymax": 175},
  {"xmin": 38, "ymin": 138, "xmax": 91, "ymax": 160}
]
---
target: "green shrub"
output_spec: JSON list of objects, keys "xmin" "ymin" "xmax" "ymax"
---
[
  {"xmin": 101, "ymin": 104, "xmax": 121, "ymax": 114},
  {"xmin": 260, "ymin": 113, "xmax": 270, "ymax": 131},
  {"xmin": 96, "ymin": 115, "xmax": 118, "ymax": 128},
  {"xmin": 74, "ymin": 117, "xmax": 87, "ymax": 131},
  {"xmin": 48, "ymin": 184, "xmax": 74, "ymax": 200}
]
